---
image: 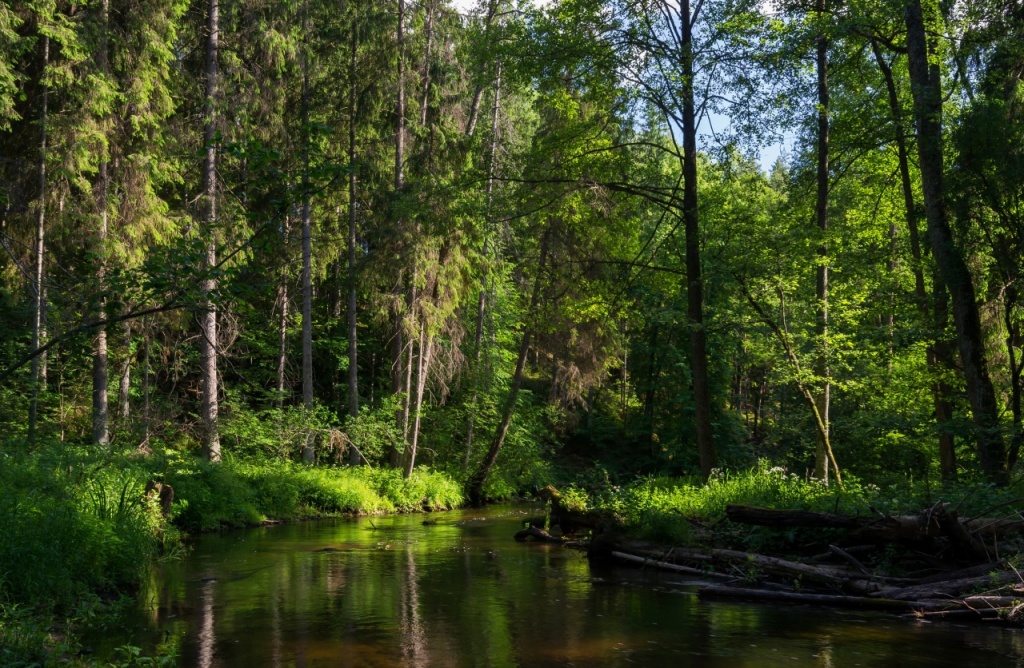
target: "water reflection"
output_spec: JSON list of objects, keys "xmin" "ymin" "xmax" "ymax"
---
[
  {"xmin": 197, "ymin": 578, "xmax": 215, "ymax": 668},
  {"xmin": 90, "ymin": 507, "xmax": 1024, "ymax": 667}
]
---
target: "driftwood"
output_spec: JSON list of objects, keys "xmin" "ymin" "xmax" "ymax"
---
[
  {"xmin": 697, "ymin": 585, "xmax": 950, "ymax": 612},
  {"xmin": 611, "ymin": 551, "xmax": 733, "ymax": 580},
  {"xmin": 916, "ymin": 561, "xmax": 1007, "ymax": 584},
  {"xmin": 912, "ymin": 607, "xmax": 1010, "ymax": 620},
  {"xmin": 871, "ymin": 571, "xmax": 1021, "ymax": 600},
  {"xmin": 578, "ymin": 501, "xmax": 1024, "ymax": 625}
]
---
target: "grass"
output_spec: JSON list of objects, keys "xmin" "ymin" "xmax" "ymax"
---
[
  {"xmin": 578, "ymin": 460, "xmax": 1024, "ymax": 550},
  {"xmin": 166, "ymin": 456, "xmax": 464, "ymax": 531}
]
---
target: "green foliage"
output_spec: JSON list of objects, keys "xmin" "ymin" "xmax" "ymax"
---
[
  {"xmin": 0, "ymin": 603, "xmax": 71, "ymax": 668},
  {"xmin": 0, "ymin": 444, "xmax": 163, "ymax": 613}
]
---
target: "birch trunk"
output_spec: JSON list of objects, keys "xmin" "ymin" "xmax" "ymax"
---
[
  {"xmin": 92, "ymin": 0, "xmax": 110, "ymax": 446},
  {"xmin": 390, "ymin": 0, "xmax": 408, "ymax": 469},
  {"xmin": 200, "ymin": 0, "xmax": 221, "ymax": 461},
  {"xmin": 28, "ymin": 35, "xmax": 49, "ymax": 444}
]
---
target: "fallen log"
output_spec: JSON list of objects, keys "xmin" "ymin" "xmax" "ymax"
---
[
  {"xmin": 960, "ymin": 595, "xmax": 1024, "ymax": 607},
  {"xmin": 680, "ymin": 547, "xmax": 882, "ymax": 590},
  {"xmin": 611, "ymin": 551, "xmax": 734, "ymax": 580},
  {"xmin": 916, "ymin": 561, "xmax": 1006, "ymax": 584},
  {"xmin": 911, "ymin": 607, "xmax": 1009, "ymax": 620},
  {"xmin": 871, "ymin": 571, "xmax": 1021, "ymax": 600},
  {"xmin": 697, "ymin": 585, "xmax": 950, "ymax": 612}
]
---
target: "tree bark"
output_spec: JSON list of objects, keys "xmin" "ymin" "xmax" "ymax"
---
[
  {"xmin": 681, "ymin": 0, "xmax": 717, "ymax": 480},
  {"xmin": 92, "ymin": 0, "xmax": 110, "ymax": 447},
  {"xmin": 905, "ymin": 0, "xmax": 1005, "ymax": 481},
  {"xmin": 391, "ymin": 0, "xmax": 410, "ymax": 469},
  {"xmin": 143, "ymin": 317, "xmax": 151, "ymax": 445},
  {"xmin": 200, "ymin": 0, "xmax": 221, "ymax": 461},
  {"xmin": 406, "ymin": 319, "xmax": 434, "ymax": 476},
  {"xmin": 28, "ymin": 34, "xmax": 49, "ymax": 444},
  {"xmin": 466, "ymin": 226, "xmax": 550, "ymax": 506},
  {"xmin": 118, "ymin": 322, "xmax": 131, "ymax": 420},
  {"xmin": 276, "ymin": 253, "xmax": 289, "ymax": 410}
]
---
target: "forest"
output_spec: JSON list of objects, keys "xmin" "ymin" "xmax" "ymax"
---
[{"xmin": 2, "ymin": 0, "xmax": 1024, "ymax": 663}]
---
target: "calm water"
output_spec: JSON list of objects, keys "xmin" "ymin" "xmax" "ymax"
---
[{"xmin": 90, "ymin": 506, "xmax": 1024, "ymax": 666}]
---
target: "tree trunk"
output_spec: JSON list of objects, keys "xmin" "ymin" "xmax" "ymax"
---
[
  {"xmin": 813, "ymin": 0, "xmax": 831, "ymax": 482},
  {"xmin": 276, "ymin": 267, "xmax": 289, "ymax": 410},
  {"xmin": 28, "ymin": 34, "xmax": 49, "ymax": 445},
  {"xmin": 118, "ymin": 322, "xmax": 131, "ymax": 420},
  {"xmin": 390, "ymin": 316, "xmax": 405, "ymax": 468},
  {"xmin": 92, "ymin": 0, "xmax": 110, "ymax": 447},
  {"xmin": 402, "ymin": 310, "xmax": 416, "ymax": 445},
  {"xmin": 465, "ymin": 0, "xmax": 500, "ymax": 137},
  {"xmin": 406, "ymin": 320, "xmax": 434, "ymax": 476},
  {"xmin": 1005, "ymin": 287, "xmax": 1023, "ymax": 468},
  {"xmin": 391, "ymin": 0, "xmax": 409, "ymax": 469},
  {"xmin": 419, "ymin": 0, "xmax": 434, "ymax": 129},
  {"xmin": 905, "ymin": 0, "xmax": 1005, "ymax": 481},
  {"xmin": 466, "ymin": 227, "xmax": 550, "ymax": 506},
  {"xmin": 347, "ymin": 20, "xmax": 362, "ymax": 464},
  {"xmin": 681, "ymin": 0, "xmax": 717, "ymax": 480},
  {"xmin": 143, "ymin": 317, "xmax": 151, "ymax": 445},
  {"xmin": 200, "ymin": 0, "xmax": 221, "ymax": 462},
  {"xmin": 301, "ymin": 5, "xmax": 315, "ymax": 464},
  {"xmin": 871, "ymin": 39, "xmax": 957, "ymax": 480}
]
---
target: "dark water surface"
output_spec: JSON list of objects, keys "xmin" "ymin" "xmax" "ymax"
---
[{"xmin": 91, "ymin": 506, "xmax": 1024, "ymax": 666}]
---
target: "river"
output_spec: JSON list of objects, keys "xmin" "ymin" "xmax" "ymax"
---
[{"xmin": 89, "ymin": 505, "xmax": 1024, "ymax": 666}]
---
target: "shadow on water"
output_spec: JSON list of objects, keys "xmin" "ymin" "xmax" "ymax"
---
[{"xmin": 86, "ymin": 506, "xmax": 1024, "ymax": 667}]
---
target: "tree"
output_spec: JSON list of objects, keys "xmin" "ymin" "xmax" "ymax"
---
[
  {"xmin": 200, "ymin": 0, "xmax": 222, "ymax": 461},
  {"xmin": 904, "ymin": 0, "xmax": 1005, "ymax": 481}
]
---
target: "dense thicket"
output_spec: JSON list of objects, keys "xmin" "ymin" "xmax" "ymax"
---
[{"xmin": 2, "ymin": 0, "xmax": 1023, "ymax": 499}]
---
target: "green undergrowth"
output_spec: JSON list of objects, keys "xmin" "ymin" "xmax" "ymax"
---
[
  {"xmin": 166, "ymin": 456, "xmax": 464, "ymax": 531},
  {"xmin": 0, "ymin": 440, "xmax": 463, "ymax": 665},
  {"xmin": 573, "ymin": 460, "xmax": 1024, "ymax": 550}
]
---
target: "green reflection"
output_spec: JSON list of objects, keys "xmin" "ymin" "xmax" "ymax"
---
[{"xmin": 86, "ymin": 507, "xmax": 1024, "ymax": 667}]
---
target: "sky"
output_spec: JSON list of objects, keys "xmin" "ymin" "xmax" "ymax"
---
[{"xmin": 449, "ymin": 0, "xmax": 792, "ymax": 172}]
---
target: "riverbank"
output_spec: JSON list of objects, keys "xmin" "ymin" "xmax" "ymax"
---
[
  {"xmin": 0, "ymin": 441, "xmax": 464, "ymax": 666},
  {"xmin": 554, "ymin": 464, "xmax": 1024, "ymax": 624}
]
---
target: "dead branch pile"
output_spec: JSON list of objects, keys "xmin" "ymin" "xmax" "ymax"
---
[{"xmin": 593, "ymin": 502, "xmax": 1024, "ymax": 624}]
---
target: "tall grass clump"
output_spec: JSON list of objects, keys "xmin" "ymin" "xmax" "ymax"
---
[{"xmin": 0, "ymin": 444, "xmax": 164, "ymax": 613}]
